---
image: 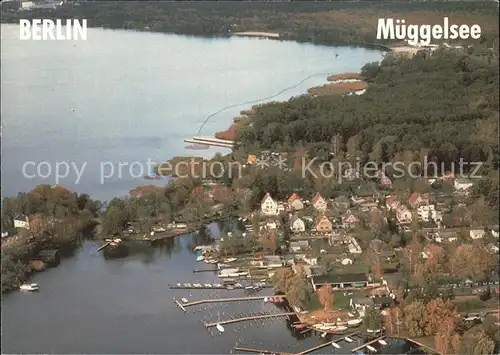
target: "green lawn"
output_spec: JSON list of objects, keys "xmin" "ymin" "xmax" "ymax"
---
[{"xmin": 308, "ymin": 290, "xmax": 367, "ymax": 311}]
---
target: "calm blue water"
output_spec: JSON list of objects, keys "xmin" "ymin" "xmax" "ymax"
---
[
  {"xmin": 1, "ymin": 24, "xmax": 383, "ymax": 201},
  {"xmin": 0, "ymin": 24, "xmax": 393, "ymax": 354}
]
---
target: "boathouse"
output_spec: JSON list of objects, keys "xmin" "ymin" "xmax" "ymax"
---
[{"xmin": 311, "ymin": 273, "xmax": 369, "ymax": 291}]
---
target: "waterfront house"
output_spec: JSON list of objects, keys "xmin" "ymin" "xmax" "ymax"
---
[
  {"xmin": 290, "ymin": 215, "xmax": 306, "ymax": 233},
  {"xmin": 329, "ymin": 230, "xmax": 347, "ymax": 245},
  {"xmin": 396, "ymin": 206, "xmax": 412, "ymax": 224},
  {"xmin": 470, "ymin": 229, "xmax": 486, "ymax": 240},
  {"xmin": 433, "ymin": 230, "xmax": 458, "ymax": 243},
  {"xmin": 261, "ymin": 193, "xmax": 278, "ymax": 216},
  {"xmin": 347, "ymin": 237, "xmax": 362, "ymax": 254},
  {"xmin": 311, "ymin": 273, "xmax": 369, "ymax": 291},
  {"xmin": 315, "ymin": 214, "xmax": 333, "ymax": 234},
  {"xmin": 14, "ymin": 214, "xmax": 30, "ymax": 230},
  {"xmin": 454, "ymin": 178, "xmax": 474, "ymax": 191},
  {"xmin": 341, "ymin": 210, "xmax": 359, "ymax": 229},
  {"xmin": 311, "ymin": 192, "xmax": 328, "ymax": 212},
  {"xmin": 288, "ymin": 193, "xmax": 304, "ymax": 211}
]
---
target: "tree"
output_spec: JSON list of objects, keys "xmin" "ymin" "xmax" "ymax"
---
[
  {"xmin": 424, "ymin": 298, "xmax": 459, "ymax": 336},
  {"xmin": 364, "ymin": 307, "xmax": 382, "ymax": 331},
  {"xmin": 460, "ymin": 326, "xmax": 495, "ymax": 355},
  {"xmin": 317, "ymin": 284, "xmax": 334, "ymax": 311},
  {"xmin": 403, "ymin": 301, "xmax": 427, "ymax": 337}
]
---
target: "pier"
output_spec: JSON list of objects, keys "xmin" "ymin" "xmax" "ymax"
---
[
  {"xmin": 231, "ymin": 31, "xmax": 280, "ymax": 39},
  {"xmin": 193, "ymin": 268, "xmax": 218, "ymax": 273},
  {"xmin": 297, "ymin": 332, "xmax": 360, "ymax": 355},
  {"xmin": 351, "ymin": 336, "xmax": 387, "ymax": 352},
  {"xmin": 183, "ymin": 136, "xmax": 235, "ymax": 149},
  {"xmin": 235, "ymin": 347, "xmax": 293, "ymax": 355},
  {"xmin": 174, "ymin": 299, "xmax": 187, "ymax": 313},
  {"xmin": 183, "ymin": 295, "xmax": 286, "ymax": 307},
  {"xmin": 204, "ymin": 312, "xmax": 295, "ymax": 327}
]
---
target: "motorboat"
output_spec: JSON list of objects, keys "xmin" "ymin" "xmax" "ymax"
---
[
  {"xmin": 176, "ymin": 283, "xmax": 181, "ymax": 287},
  {"xmin": 226, "ymin": 285, "xmax": 234, "ymax": 290},
  {"xmin": 196, "ymin": 255, "xmax": 205, "ymax": 262},
  {"xmin": 331, "ymin": 326, "xmax": 348, "ymax": 334},
  {"xmin": 213, "ymin": 284, "xmax": 223, "ymax": 288},
  {"xmin": 224, "ymin": 257, "xmax": 237, "ymax": 263},
  {"xmin": 366, "ymin": 345, "xmax": 377, "ymax": 352},
  {"xmin": 245, "ymin": 285, "xmax": 253, "ymax": 290},
  {"xmin": 348, "ymin": 312, "xmax": 355, "ymax": 317},
  {"xmin": 20, "ymin": 283, "xmax": 39, "ymax": 292},
  {"xmin": 204, "ymin": 283, "xmax": 212, "ymax": 288},
  {"xmin": 331, "ymin": 342, "xmax": 341, "ymax": 349},
  {"xmin": 181, "ymin": 297, "xmax": 189, "ymax": 303},
  {"xmin": 347, "ymin": 319, "xmax": 363, "ymax": 327},
  {"xmin": 184, "ymin": 283, "xmax": 192, "ymax": 288},
  {"xmin": 294, "ymin": 324, "xmax": 307, "ymax": 329},
  {"xmin": 344, "ymin": 337, "xmax": 354, "ymax": 343},
  {"xmin": 320, "ymin": 332, "xmax": 327, "ymax": 338},
  {"xmin": 378, "ymin": 339, "xmax": 387, "ymax": 346},
  {"xmin": 264, "ymin": 297, "xmax": 268, "ymax": 302},
  {"xmin": 234, "ymin": 283, "xmax": 243, "ymax": 288},
  {"xmin": 216, "ymin": 323, "xmax": 225, "ymax": 333},
  {"xmin": 193, "ymin": 283, "xmax": 202, "ymax": 288}
]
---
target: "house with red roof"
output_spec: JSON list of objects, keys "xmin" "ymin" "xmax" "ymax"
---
[
  {"xmin": 311, "ymin": 192, "xmax": 327, "ymax": 212},
  {"xmin": 341, "ymin": 210, "xmax": 359, "ymax": 229},
  {"xmin": 315, "ymin": 214, "xmax": 333, "ymax": 234},
  {"xmin": 396, "ymin": 206, "xmax": 413, "ymax": 224},
  {"xmin": 408, "ymin": 192, "xmax": 431, "ymax": 209},
  {"xmin": 287, "ymin": 193, "xmax": 304, "ymax": 211},
  {"xmin": 385, "ymin": 195, "xmax": 399, "ymax": 210}
]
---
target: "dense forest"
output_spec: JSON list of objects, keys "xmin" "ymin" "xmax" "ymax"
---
[
  {"xmin": 2, "ymin": 1, "xmax": 498, "ymax": 46},
  {"xmin": 236, "ymin": 47, "xmax": 499, "ymax": 172}
]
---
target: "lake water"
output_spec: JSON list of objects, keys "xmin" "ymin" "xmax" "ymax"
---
[
  {"xmin": 0, "ymin": 24, "xmax": 402, "ymax": 354},
  {"xmin": 1, "ymin": 24, "xmax": 383, "ymax": 202}
]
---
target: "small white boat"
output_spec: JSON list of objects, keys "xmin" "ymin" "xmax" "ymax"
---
[
  {"xmin": 204, "ymin": 283, "xmax": 212, "ymax": 288},
  {"xmin": 366, "ymin": 345, "xmax": 377, "ymax": 352},
  {"xmin": 245, "ymin": 286, "xmax": 253, "ymax": 290},
  {"xmin": 344, "ymin": 337, "xmax": 353, "ymax": 343},
  {"xmin": 224, "ymin": 257, "xmax": 237, "ymax": 263},
  {"xmin": 196, "ymin": 256, "xmax": 205, "ymax": 262},
  {"xmin": 331, "ymin": 342, "xmax": 341, "ymax": 349},
  {"xmin": 176, "ymin": 283, "xmax": 181, "ymax": 287},
  {"xmin": 226, "ymin": 285, "xmax": 234, "ymax": 290},
  {"xmin": 378, "ymin": 339, "xmax": 387, "ymax": 346},
  {"xmin": 331, "ymin": 326, "xmax": 348, "ymax": 333},
  {"xmin": 185, "ymin": 283, "xmax": 192, "ymax": 287},
  {"xmin": 213, "ymin": 284, "xmax": 223, "ymax": 288},
  {"xmin": 234, "ymin": 283, "xmax": 242, "ymax": 288},
  {"xmin": 348, "ymin": 312, "xmax": 355, "ymax": 317},
  {"xmin": 216, "ymin": 323, "xmax": 225, "ymax": 333},
  {"xmin": 320, "ymin": 332, "xmax": 327, "ymax": 338},
  {"xmin": 347, "ymin": 319, "xmax": 363, "ymax": 326},
  {"xmin": 193, "ymin": 283, "xmax": 202, "ymax": 288},
  {"xmin": 181, "ymin": 297, "xmax": 189, "ymax": 303},
  {"xmin": 20, "ymin": 283, "xmax": 39, "ymax": 292},
  {"xmin": 264, "ymin": 297, "xmax": 268, "ymax": 302}
]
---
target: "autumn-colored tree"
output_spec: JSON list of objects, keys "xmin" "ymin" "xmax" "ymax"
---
[
  {"xmin": 423, "ymin": 244, "xmax": 445, "ymax": 275},
  {"xmin": 259, "ymin": 228, "xmax": 277, "ymax": 254},
  {"xmin": 403, "ymin": 300, "xmax": 427, "ymax": 337},
  {"xmin": 404, "ymin": 240, "xmax": 422, "ymax": 277},
  {"xmin": 271, "ymin": 268, "xmax": 294, "ymax": 293},
  {"xmin": 424, "ymin": 298, "xmax": 459, "ymax": 336},
  {"xmin": 434, "ymin": 317, "xmax": 457, "ymax": 354},
  {"xmin": 317, "ymin": 284, "xmax": 334, "ymax": 311},
  {"xmin": 449, "ymin": 244, "xmax": 495, "ymax": 279},
  {"xmin": 384, "ymin": 307, "xmax": 402, "ymax": 335},
  {"xmin": 460, "ymin": 326, "xmax": 496, "ymax": 355},
  {"xmin": 451, "ymin": 333, "xmax": 461, "ymax": 354}
]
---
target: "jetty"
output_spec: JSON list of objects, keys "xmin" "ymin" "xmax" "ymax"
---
[
  {"xmin": 235, "ymin": 347, "xmax": 293, "ymax": 355},
  {"xmin": 174, "ymin": 299, "xmax": 187, "ymax": 313},
  {"xmin": 183, "ymin": 136, "xmax": 235, "ymax": 149},
  {"xmin": 352, "ymin": 336, "xmax": 387, "ymax": 352},
  {"xmin": 193, "ymin": 268, "xmax": 218, "ymax": 273},
  {"xmin": 297, "ymin": 332, "xmax": 360, "ymax": 355},
  {"xmin": 183, "ymin": 295, "xmax": 285, "ymax": 307},
  {"xmin": 204, "ymin": 312, "xmax": 295, "ymax": 327},
  {"xmin": 231, "ymin": 31, "xmax": 280, "ymax": 39}
]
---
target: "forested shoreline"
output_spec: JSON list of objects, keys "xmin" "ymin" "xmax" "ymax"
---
[{"xmin": 1, "ymin": 1, "xmax": 499, "ymax": 47}]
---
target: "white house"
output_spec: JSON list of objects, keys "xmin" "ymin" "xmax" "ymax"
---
[
  {"xmin": 341, "ymin": 258, "xmax": 354, "ymax": 265},
  {"xmin": 454, "ymin": 178, "xmax": 474, "ymax": 191},
  {"xmin": 470, "ymin": 229, "xmax": 486, "ymax": 240},
  {"xmin": 261, "ymin": 193, "xmax": 278, "ymax": 216},
  {"xmin": 396, "ymin": 206, "xmax": 412, "ymax": 224},
  {"xmin": 290, "ymin": 215, "xmax": 306, "ymax": 233},
  {"xmin": 262, "ymin": 220, "xmax": 277, "ymax": 230},
  {"xmin": 347, "ymin": 237, "xmax": 362, "ymax": 254},
  {"xmin": 417, "ymin": 205, "xmax": 442, "ymax": 222},
  {"xmin": 303, "ymin": 256, "xmax": 318, "ymax": 266},
  {"xmin": 14, "ymin": 215, "xmax": 30, "ymax": 229},
  {"xmin": 491, "ymin": 227, "xmax": 499, "ymax": 238},
  {"xmin": 311, "ymin": 192, "xmax": 328, "ymax": 211}
]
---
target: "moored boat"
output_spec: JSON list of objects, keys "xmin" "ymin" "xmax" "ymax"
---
[
  {"xmin": 181, "ymin": 297, "xmax": 189, "ymax": 303},
  {"xmin": 196, "ymin": 255, "xmax": 205, "ymax": 262},
  {"xmin": 20, "ymin": 283, "xmax": 39, "ymax": 292},
  {"xmin": 366, "ymin": 345, "xmax": 377, "ymax": 352},
  {"xmin": 331, "ymin": 326, "xmax": 348, "ymax": 334},
  {"xmin": 331, "ymin": 342, "xmax": 341, "ymax": 349},
  {"xmin": 347, "ymin": 319, "xmax": 363, "ymax": 327},
  {"xmin": 216, "ymin": 323, "xmax": 224, "ymax": 333},
  {"xmin": 344, "ymin": 336, "xmax": 354, "ymax": 343},
  {"xmin": 378, "ymin": 339, "xmax": 387, "ymax": 346}
]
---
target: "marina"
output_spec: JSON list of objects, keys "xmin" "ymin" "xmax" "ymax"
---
[
  {"xmin": 204, "ymin": 312, "xmax": 296, "ymax": 327},
  {"xmin": 179, "ymin": 295, "xmax": 286, "ymax": 308},
  {"xmin": 296, "ymin": 332, "xmax": 361, "ymax": 355}
]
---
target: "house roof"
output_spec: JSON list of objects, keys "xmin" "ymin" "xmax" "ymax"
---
[
  {"xmin": 261, "ymin": 192, "xmax": 274, "ymax": 204},
  {"xmin": 14, "ymin": 214, "xmax": 28, "ymax": 222},
  {"xmin": 311, "ymin": 192, "xmax": 325, "ymax": 205},
  {"xmin": 290, "ymin": 214, "xmax": 303, "ymax": 224},
  {"xmin": 312, "ymin": 273, "xmax": 368, "ymax": 284},
  {"xmin": 385, "ymin": 195, "xmax": 397, "ymax": 207},
  {"xmin": 335, "ymin": 196, "xmax": 350, "ymax": 203},
  {"xmin": 315, "ymin": 214, "xmax": 331, "ymax": 226},
  {"xmin": 288, "ymin": 192, "xmax": 301, "ymax": 204}
]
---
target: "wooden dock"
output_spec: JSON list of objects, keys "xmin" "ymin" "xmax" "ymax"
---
[
  {"xmin": 297, "ymin": 332, "xmax": 360, "ymax": 355},
  {"xmin": 352, "ymin": 336, "xmax": 387, "ymax": 352},
  {"xmin": 183, "ymin": 295, "xmax": 285, "ymax": 307},
  {"xmin": 204, "ymin": 312, "xmax": 295, "ymax": 327},
  {"xmin": 235, "ymin": 347, "xmax": 293, "ymax": 355},
  {"xmin": 174, "ymin": 299, "xmax": 187, "ymax": 313},
  {"xmin": 193, "ymin": 268, "xmax": 218, "ymax": 273}
]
